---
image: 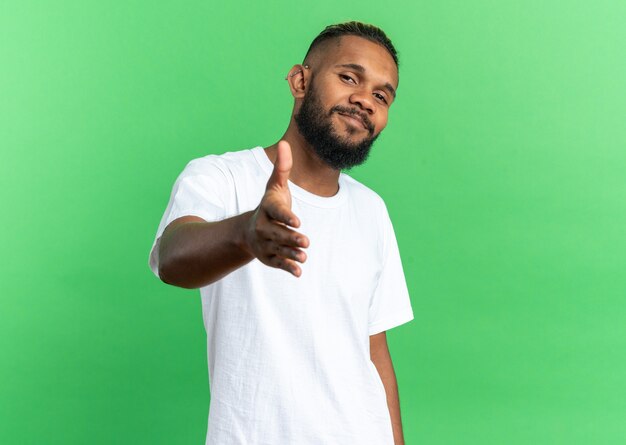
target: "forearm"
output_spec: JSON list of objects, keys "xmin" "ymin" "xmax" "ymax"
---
[
  {"xmin": 372, "ymin": 354, "xmax": 405, "ymax": 445},
  {"xmin": 158, "ymin": 210, "xmax": 255, "ymax": 289}
]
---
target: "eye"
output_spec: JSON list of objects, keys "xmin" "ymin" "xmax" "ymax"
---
[
  {"xmin": 374, "ymin": 93, "xmax": 388, "ymax": 104},
  {"xmin": 340, "ymin": 74, "xmax": 389, "ymax": 105},
  {"xmin": 340, "ymin": 74, "xmax": 356, "ymax": 84}
]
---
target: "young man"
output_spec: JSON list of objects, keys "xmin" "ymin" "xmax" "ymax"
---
[{"xmin": 149, "ymin": 21, "xmax": 414, "ymax": 445}]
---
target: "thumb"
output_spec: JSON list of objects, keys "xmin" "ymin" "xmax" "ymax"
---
[{"xmin": 267, "ymin": 140, "xmax": 292, "ymax": 189}]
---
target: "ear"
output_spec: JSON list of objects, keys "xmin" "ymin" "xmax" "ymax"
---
[{"xmin": 285, "ymin": 64, "xmax": 310, "ymax": 99}]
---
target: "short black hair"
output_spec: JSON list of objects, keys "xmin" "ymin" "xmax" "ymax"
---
[{"xmin": 303, "ymin": 21, "xmax": 399, "ymax": 69}]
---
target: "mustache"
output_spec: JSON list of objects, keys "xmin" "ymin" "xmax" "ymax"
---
[{"xmin": 331, "ymin": 107, "xmax": 373, "ymax": 132}]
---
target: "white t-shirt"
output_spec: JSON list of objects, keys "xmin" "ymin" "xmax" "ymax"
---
[{"xmin": 149, "ymin": 146, "xmax": 414, "ymax": 444}]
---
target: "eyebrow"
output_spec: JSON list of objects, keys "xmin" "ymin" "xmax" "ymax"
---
[{"xmin": 334, "ymin": 63, "xmax": 396, "ymax": 99}]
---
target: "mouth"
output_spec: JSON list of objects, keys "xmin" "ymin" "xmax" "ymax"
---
[{"xmin": 338, "ymin": 112, "xmax": 367, "ymax": 130}]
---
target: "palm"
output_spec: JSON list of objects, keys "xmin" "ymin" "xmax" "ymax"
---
[{"xmin": 245, "ymin": 139, "xmax": 309, "ymax": 277}]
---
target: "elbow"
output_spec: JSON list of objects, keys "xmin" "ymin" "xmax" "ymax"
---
[{"xmin": 157, "ymin": 253, "xmax": 199, "ymax": 290}]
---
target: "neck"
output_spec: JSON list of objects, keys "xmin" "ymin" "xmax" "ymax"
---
[{"xmin": 264, "ymin": 116, "xmax": 341, "ymax": 197}]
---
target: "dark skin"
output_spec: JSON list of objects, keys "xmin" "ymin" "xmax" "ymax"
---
[{"xmin": 157, "ymin": 35, "xmax": 405, "ymax": 444}]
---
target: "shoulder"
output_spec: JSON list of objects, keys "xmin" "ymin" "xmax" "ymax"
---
[
  {"xmin": 340, "ymin": 173, "xmax": 388, "ymax": 214},
  {"xmin": 183, "ymin": 147, "xmax": 257, "ymax": 172},
  {"xmin": 179, "ymin": 146, "xmax": 261, "ymax": 181}
]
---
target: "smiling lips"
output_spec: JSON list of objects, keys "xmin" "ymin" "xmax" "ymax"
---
[{"xmin": 338, "ymin": 112, "xmax": 367, "ymax": 130}]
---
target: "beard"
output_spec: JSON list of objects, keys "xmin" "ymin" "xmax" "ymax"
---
[{"xmin": 294, "ymin": 80, "xmax": 380, "ymax": 171}]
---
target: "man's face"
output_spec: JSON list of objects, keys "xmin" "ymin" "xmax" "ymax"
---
[{"xmin": 294, "ymin": 35, "xmax": 398, "ymax": 170}]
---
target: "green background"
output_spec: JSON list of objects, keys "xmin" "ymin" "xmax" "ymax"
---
[{"xmin": 1, "ymin": 1, "xmax": 625, "ymax": 444}]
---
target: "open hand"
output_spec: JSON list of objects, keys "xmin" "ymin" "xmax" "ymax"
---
[{"xmin": 244, "ymin": 140, "xmax": 309, "ymax": 277}]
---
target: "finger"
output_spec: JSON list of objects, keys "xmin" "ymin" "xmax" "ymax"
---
[
  {"xmin": 264, "ymin": 200, "xmax": 300, "ymax": 228},
  {"xmin": 268, "ymin": 256, "xmax": 302, "ymax": 277},
  {"xmin": 257, "ymin": 223, "xmax": 309, "ymax": 249},
  {"xmin": 268, "ymin": 242, "xmax": 307, "ymax": 263},
  {"xmin": 266, "ymin": 140, "xmax": 292, "ymax": 190}
]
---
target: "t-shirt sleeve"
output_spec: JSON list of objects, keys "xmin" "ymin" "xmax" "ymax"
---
[
  {"xmin": 148, "ymin": 156, "xmax": 232, "ymax": 278},
  {"xmin": 368, "ymin": 202, "xmax": 414, "ymax": 336}
]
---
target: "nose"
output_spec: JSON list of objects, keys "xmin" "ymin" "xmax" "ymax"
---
[{"xmin": 349, "ymin": 90, "xmax": 375, "ymax": 115}]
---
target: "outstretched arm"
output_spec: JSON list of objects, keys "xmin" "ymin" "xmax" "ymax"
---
[
  {"xmin": 157, "ymin": 140, "xmax": 310, "ymax": 288},
  {"xmin": 370, "ymin": 331, "xmax": 405, "ymax": 445}
]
